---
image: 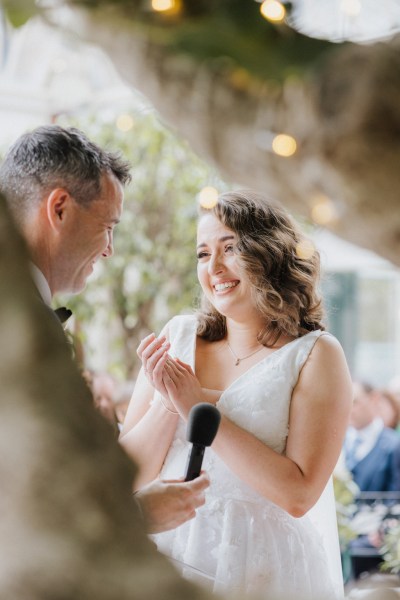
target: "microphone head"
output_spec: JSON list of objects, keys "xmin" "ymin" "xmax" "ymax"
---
[{"xmin": 186, "ymin": 403, "xmax": 221, "ymax": 446}]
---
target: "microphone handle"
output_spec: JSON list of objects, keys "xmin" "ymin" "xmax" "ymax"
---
[{"xmin": 184, "ymin": 443, "xmax": 205, "ymax": 481}]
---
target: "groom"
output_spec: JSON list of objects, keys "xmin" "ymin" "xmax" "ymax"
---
[{"xmin": 0, "ymin": 124, "xmax": 209, "ymax": 534}]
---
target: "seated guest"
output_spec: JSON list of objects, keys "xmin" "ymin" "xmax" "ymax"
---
[
  {"xmin": 344, "ymin": 381, "xmax": 400, "ymax": 578},
  {"xmin": 344, "ymin": 381, "xmax": 400, "ymax": 492},
  {"xmin": 376, "ymin": 388, "xmax": 400, "ymax": 430}
]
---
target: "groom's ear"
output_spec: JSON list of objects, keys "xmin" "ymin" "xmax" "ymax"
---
[{"xmin": 45, "ymin": 188, "xmax": 73, "ymax": 232}]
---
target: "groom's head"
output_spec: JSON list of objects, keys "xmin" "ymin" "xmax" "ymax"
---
[{"xmin": 0, "ymin": 125, "xmax": 131, "ymax": 296}]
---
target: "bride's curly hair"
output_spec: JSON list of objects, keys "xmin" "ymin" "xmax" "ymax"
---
[{"xmin": 196, "ymin": 190, "xmax": 325, "ymax": 346}]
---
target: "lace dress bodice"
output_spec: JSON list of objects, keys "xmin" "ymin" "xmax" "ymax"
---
[{"xmin": 151, "ymin": 315, "xmax": 343, "ymax": 599}]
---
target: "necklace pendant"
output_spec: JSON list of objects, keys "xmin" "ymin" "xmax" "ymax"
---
[{"xmin": 235, "ymin": 358, "xmax": 240, "ymax": 366}]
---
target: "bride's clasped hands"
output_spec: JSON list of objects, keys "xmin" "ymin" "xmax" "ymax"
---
[{"xmin": 138, "ymin": 331, "xmax": 204, "ymax": 419}]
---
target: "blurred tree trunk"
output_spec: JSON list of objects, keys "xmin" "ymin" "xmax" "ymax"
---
[
  {"xmin": 0, "ymin": 194, "xmax": 216, "ymax": 599},
  {"xmin": 54, "ymin": 5, "xmax": 400, "ymax": 267}
]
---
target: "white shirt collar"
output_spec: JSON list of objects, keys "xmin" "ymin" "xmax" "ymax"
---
[
  {"xmin": 346, "ymin": 418, "xmax": 384, "ymax": 463},
  {"xmin": 357, "ymin": 418, "xmax": 384, "ymax": 441},
  {"xmin": 30, "ymin": 264, "xmax": 52, "ymax": 306}
]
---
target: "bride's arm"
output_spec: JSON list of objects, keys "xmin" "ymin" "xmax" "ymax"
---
[
  {"xmin": 164, "ymin": 335, "xmax": 352, "ymax": 517},
  {"xmin": 119, "ymin": 370, "xmax": 179, "ymax": 489},
  {"xmin": 119, "ymin": 328, "xmax": 180, "ymax": 490}
]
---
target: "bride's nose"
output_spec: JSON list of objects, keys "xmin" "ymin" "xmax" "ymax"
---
[{"xmin": 208, "ymin": 252, "xmax": 225, "ymax": 275}]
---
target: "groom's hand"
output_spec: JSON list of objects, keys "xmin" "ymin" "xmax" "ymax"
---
[{"xmin": 135, "ymin": 473, "xmax": 210, "ymax": 534}]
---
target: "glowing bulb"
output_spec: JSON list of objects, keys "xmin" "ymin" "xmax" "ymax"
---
[
  {"xmin": 296, "ymin": 239, "xmax": 315, "ymax": 260},
  {"xmin": 260, "ymin": 0, "xmax": 286, "ymax": 23},
  {"xmin": 198, "ymin": 186, "xmax": 219, "ymax": 209},
  {"xmin": 152, "ymin": 0, "xmax": 176, "ymax": 12},
  {"xmin": 116, "ymin": 114, "xmax": 134, "ymax": 132},
  {"xmin": 310, "ymin": 195, "xmax": 338, "ymax": 225},
  {"xmin": 340, "ymin": 0, "xmax": 361, "ymax": 16},
  {"xmin": 272, "ymin": 134, "xmax": 297, "ymax": 157}
]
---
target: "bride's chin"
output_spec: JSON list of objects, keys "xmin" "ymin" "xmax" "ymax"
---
[{"xmin": 212, "ymin": 304, "xmax": 242, "ymax": 321}]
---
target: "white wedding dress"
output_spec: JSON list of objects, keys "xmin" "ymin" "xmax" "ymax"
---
[{"xmin": 151, "ymin": 315, "xmax": 344, "ymax": 600}]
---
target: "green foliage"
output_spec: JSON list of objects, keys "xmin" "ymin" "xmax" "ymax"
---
[
  {"xmin": 381, "ymin": 521, "xmax": 400, "ymax": 574},
  {"xmin": 333, "ymin": 473, "xmax": 359, "ymax": 552},
  {"xmin": 57, "ymin": 109, "xmax": 226, "ymax": 378},
  {"xmin": 1, "ymin": 0, "xmax": 39, "ymax": 27}
]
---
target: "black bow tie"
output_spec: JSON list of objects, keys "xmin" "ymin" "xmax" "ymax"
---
[{"xmin": 54, "ymin": 307, "xmax": 73, "ymax": 324}]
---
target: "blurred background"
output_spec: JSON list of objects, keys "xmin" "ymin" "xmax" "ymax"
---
[
  {"xmin": 2, "ymin": 2, "xmax": 400, "ymax": 590},
  {"xmin": 1, "ymin": 2, "xmax": 399, "ymax": 388}
]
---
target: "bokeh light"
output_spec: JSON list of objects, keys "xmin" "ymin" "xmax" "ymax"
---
[
  {"xmin": 310, "ymin": 194, "xmax": 338, "ymax": 225},
  {"xmin": 296, "ymin": 239, "xmax": 315, "ymax": 260},
  {"xmin": 260, "ymin": 0, "xmax": 286, "ymax": 23},
  {"xmin": 151, "ymin": 0, "xmax": 180, "ymax": 13},
  {"xmin": 272, "ymin": 134, "xmax": 297, "ymax": 157},
  {"xmin": 116, "ymin": 114, "xmax": 134, "ymax": 132},
  {"xmin": 198, "ymin": 186, "xmax": 219, "ymax": 209}
]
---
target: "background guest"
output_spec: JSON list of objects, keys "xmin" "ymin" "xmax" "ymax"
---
[
  {"xmin": 376, "ymin": 388, "xmax": 400, "ymax": 430},
  {"xmin": 344, "ymin": 380, "xmax": 400, "ymax": 492}
]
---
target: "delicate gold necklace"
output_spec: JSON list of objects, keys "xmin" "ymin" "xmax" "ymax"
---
[{"xmin": 226, "ymin": 340, "xmax": 265, "ymax": 366}]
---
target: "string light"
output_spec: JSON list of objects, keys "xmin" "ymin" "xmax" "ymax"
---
[
  {"xmin": 260, "ymin": 0, "xmax": 286, "ymax": 23},
  {"xmin": 310, "ymin": 194, "xmax": 338, "ymax": 225},
  {"xmin": 296, "ymin": 239, "xmax": 315, "ymax": 260},
  {"xmin": 271, "ymin": 134, "xmax": 297, "ymax": 157},
  {"xmin": 151, "ymin": 0, "xmax": 181, "ymax": 14},
  {"xmin": 116, "ymin": 114, "xmax": 134, "ymax": 132},
  {"xmin": 198, "ymin": 186, "xmax": 219, "ymax": 209}
]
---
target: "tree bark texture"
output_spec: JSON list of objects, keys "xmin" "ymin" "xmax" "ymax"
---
[{"xmin": 53, "ymin": 5, "xmax": 400, "ymax": 266}]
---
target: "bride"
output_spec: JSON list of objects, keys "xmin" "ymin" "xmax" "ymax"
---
[{"xmin": 120, "ymin": 190, "xmax": 352, "ymax": 599}]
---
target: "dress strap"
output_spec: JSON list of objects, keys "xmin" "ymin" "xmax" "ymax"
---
[{"xmin": 168, "ymin": 314, "xmax": 197, "ymax": 367}]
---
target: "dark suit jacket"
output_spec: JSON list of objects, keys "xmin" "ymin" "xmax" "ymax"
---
[{"xmin": 351, "ymin": 428, "xmax": 400, "ymax": 491}]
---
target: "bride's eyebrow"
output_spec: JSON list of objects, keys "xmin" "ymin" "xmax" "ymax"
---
[{"xmin": 196, "ymin": 235, "xmax": 235, "ymax": 250}]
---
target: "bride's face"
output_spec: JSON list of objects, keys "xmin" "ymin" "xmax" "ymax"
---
[{"xmin": 196, "ymin": 214, "xmax": 256, "ymax": 320}]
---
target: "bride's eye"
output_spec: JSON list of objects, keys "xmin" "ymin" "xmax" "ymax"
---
[
  {"xmin": 197, "ymin": 251, "xmax": 209, "ymax": 260},
  {"xmin": 225, "ymin": 244, "xmax": 234, "ymax": 253}
]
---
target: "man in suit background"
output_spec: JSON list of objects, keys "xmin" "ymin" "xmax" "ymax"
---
[
  {"xmin": 343, "ymin": 380, "xmax": 400, "ymax": 578},
  {"xmin": 0, "ymin": 124, "xmax": 209, "ymax": 535},
  {"xmin": 344, "ymin": 381, "xmax": 400, "ymax": 492}
]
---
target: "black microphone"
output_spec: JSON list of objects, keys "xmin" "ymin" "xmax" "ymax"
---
[{"xmin": 184, "ymin": 403, "xmax": 221, "ymax": 481}]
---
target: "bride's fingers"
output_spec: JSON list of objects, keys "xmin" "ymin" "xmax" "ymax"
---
[
  {"xmin": 136, "ymin": 332, "xmax": 156, "ymax": 358},
  {"xmin": 142, "ymin": 336, "xmax": 166, "ymax": 359},
  {"xmin": 166, "ymin": 358, "xmax": 191, "ymax": 379},
  {"xmin": 165, "ymin": 358, "xmax": 182, "ymax": 375},
  {"xmin": 140, "ymin": 336, "xmax": 167, "ymax": 370},
  {"xmin": 146, "ymin": 342, "xmax": 170, "ymax": 373},
  {"xmin": 163, "ymin": 367, "xmax": 177, "ymax": 390},
  {"xmin": 164, "ymin": 360, "xmax": 181, "ymax": 382},
  {"xmin": 153, "ymin": 349, "xmax": 170, "ymax": 384},
  {"xmin": 175, "ymin": 357, "xmax": 195, "ymax": 376}
]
